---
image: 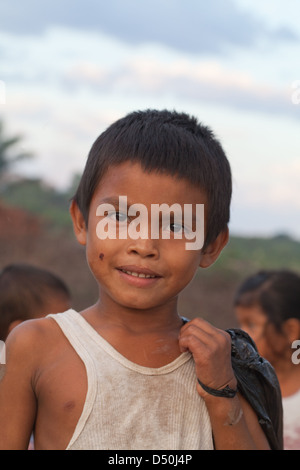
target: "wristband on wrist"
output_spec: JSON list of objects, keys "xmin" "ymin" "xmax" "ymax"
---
[{"xmin": 197, "ymin": 378, "xmax": 237, "ymax": 398}]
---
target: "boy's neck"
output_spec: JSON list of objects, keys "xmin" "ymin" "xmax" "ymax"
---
[
  {"xmin": 80, "ymin": 299, "xmax": 185, "ymax": 368},
  {"xmin": 273, "ymin": 357, "xmax": 300, "ymax": 397},
  {"xmin": 85, "ymin": 297, "xmax": 184, "ymax": 333}
]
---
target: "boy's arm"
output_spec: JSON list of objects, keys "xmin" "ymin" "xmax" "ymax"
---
[
  {"xmin": 179, "ymin": 318, "xmax": 270, "ymax": 450},
  {"xmin": 0, "ymin": 322, "xmax": 38, "ymax": 449},
  {"xmin": 201, "ymin": 391, "xmax": 270, "ymax": 450}
]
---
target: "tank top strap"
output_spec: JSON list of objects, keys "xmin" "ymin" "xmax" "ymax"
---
[
  {"xmin": 47, "ymin": 309, "xmax": 98, "ymax": 448},
  {"xmin": 47, "ymin": 310, "xmax": 96, "ymax": 363}
]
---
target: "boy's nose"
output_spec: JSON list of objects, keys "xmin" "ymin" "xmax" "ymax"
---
[{"xmin": 126, "ymin": 237, "xmax": 159, "ymax": 258}]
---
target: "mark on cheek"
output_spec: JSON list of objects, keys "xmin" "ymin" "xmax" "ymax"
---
[{"xmin": 99, "ymin": 253, "xmax": 104, "ymax": 261}]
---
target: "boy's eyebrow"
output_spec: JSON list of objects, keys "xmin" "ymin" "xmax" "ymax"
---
[
  {"xmin": 98, "ymin": 196, "xmax": 123, "ymax": 207},
  {"xmin": 97, "ymin": 196, "xmax": 139, "ymax": 210}
]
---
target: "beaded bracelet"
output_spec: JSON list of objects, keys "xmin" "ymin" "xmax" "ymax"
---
[{"xmin": 197, "ymin": 378, "xmax": 237, "ymax": 398}]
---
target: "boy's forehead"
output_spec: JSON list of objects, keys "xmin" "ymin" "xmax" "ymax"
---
[{"xmin": 93, "ymin": 162, "xmax": 207, "ymax": 205}]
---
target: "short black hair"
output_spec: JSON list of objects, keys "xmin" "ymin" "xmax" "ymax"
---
[
  {"xmin": 234, "ymin": 270, "xmax": 300, "ymax": 329},
  {"xmin": 0, "ymin": 264, "xmax": 71, "ymax": 341},
  {"xmin": 73, "ymin": 109, "xmax": 232, "ymax": 249}
]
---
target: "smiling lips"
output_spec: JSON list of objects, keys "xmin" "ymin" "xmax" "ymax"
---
[{"xmin": 117, "ymin": 265, "xmax": 161, "ymax": 280}]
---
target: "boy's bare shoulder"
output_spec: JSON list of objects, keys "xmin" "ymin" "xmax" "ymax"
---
[
  {"xmin": 5, "ymin": 315, "xmax": 63, "ymax": 362},
  {"xmin": 8, "ymin": 315, "xmax": 59, "ymax": 340}
]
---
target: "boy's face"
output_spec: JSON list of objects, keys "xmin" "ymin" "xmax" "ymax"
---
[
  {"xmin": 71, "ymin": 162, "xmax": 227, "ymax": 312},
  {"xmin": 235, "ymin": 304, "xmax": 290, "ymax": 363}
]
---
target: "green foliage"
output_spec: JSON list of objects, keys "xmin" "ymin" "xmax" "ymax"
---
[
  {"xmin": 202, "ymin": 232, "xmax": 300, "ymax": 281},
  {"xmin": 0, "ymin": 178, "xmax": 73, "ymax": 231},
  {"xmin": 0, "ymin": 120, "xmax": 33, "ymax": 177}
]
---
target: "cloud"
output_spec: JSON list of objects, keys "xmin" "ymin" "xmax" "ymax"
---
[
  {"xmin": 62, "ymin": 55, "xmax": 298, "ymax": 120},
  {"xmin": 0, "ymin": 0, "xmax": 297, "ymax": 55},
  {"xmin": 230, "ymin": 157, "xmax": 300, "ymax": 238},
  {"xmin": 267, "ymin": 160, "xmax": 300, "ymax": 208},
  {"xmin": 0, "ymin": 25, "xmax": 297, "ymax": 121}
]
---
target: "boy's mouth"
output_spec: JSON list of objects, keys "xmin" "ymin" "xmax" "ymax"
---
[
  {"xmin": 116, "ymin": 265, "xmax": 161, "ymax": 279},
  {"xmin": 120, "ymin": 270, "xmax": 156, "ymax": 278}
]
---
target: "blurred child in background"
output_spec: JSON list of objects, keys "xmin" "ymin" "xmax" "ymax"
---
[
  {"xmin": 0, "ymin": 263, "xmax": 71, "ymax": 449},
  {"xmin": 234, "ymin": 270, "xmax": 300, "ymax": 450},
  {"xmin": 0, "ymin": 263, "xmax": 71, "ymax": 342}
]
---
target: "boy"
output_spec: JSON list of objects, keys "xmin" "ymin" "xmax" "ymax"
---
[
  {"xmin": 0, "ymin": 263, "xmax": 72, "ymax": 449},
  {"xmin": 0, "ymin": 263, "xmax": 72, "ymax": 341},
  {"xmin": 0, "ymin": 110, "xmax": 282, "ymax": 450},
  {"xmin": 234, "ymin": 270, "xmax": 300, "ymax": 450}
]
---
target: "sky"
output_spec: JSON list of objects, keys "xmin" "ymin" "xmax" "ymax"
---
[{"xmin": 0, "ymin": 0, "xmax": 299, "ymax": 239}]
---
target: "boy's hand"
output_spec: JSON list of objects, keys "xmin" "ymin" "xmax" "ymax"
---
[
  {"xmin": 179, "ymin": 318, "xmax": 271, "ymax": 450},
  {"xmin": 178, "ymin": 318, "xmax": 237, "ymax": 399}
]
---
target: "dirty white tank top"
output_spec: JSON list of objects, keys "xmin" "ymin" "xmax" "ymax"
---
[{"xmin": 48, "ymin": 309, "xmax": 213, "ymax": 450}]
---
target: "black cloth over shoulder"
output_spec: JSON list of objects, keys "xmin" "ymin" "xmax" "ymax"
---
[
  {"xmin": 226, "ymin": 328, "xmax": 283, "ymax": 450},
  {"xmin": 181, "ymin": 318, "xmax": 283, "ymax": 450}
]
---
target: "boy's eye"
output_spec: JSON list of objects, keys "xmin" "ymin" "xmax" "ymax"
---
[
  {"xmin": 107, "ymin": 211, "xmax": 128, "ymax": 223},
  {"xmin": 169, "ymin": 223, "xmax": 184, "ymax": 233},
  {"xmin": 169, "ymin": 222, "xmax": 193, "ymax": 234},
  {"xmin": 243, "ymin": 321, "xmax": 259, "ymax": 332},
  {"xmin": 163, "ymin": 222, "xmax": 190, "ymax": 234}
]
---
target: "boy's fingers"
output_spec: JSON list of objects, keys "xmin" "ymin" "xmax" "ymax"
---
[
  {"xmin": 180, "ymin": 317, "xmax": 221, "ymax": 336},
  {"xmin": 180, "ymin": 318, "xmax": 231, "ymax": 347},
  {"xmin": 178, "ymin": 317, "xmax": 235, "ymax": 392},
  {"xmin": 178, "ymin": 328, "xmax": 212, "ymax": 353},
  {"xmin": 178, "ymin": 331, "xmax": 209, "ymax": 353}
]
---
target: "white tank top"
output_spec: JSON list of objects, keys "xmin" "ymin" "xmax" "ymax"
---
[
  {"xmin": 48, "ymin": 310, "xmax": 213, "ymax": 450},
  {"xmin": 282, "ymin": 389, "xmax": 300, "ymax": 450}
]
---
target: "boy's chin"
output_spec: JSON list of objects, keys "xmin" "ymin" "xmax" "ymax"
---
[
  {"xmin": 119, "ymin": 300, "xmax": 161, "ymax": 311},
  {"xmin": 113, "ymin": 295, "xmax": 171, "ymax": 313}
]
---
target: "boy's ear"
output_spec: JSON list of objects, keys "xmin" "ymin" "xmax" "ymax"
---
[
  {"xmin": 282, "ymin": 318, "xmax": 300, "ymax": 344},
  {"xmin": 69, "ymin": 200, "xmax": 87, "ymax": 246},
  {"xmin": 199, "ymin": 227, "xmax": 229, "ymax": 268}
]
